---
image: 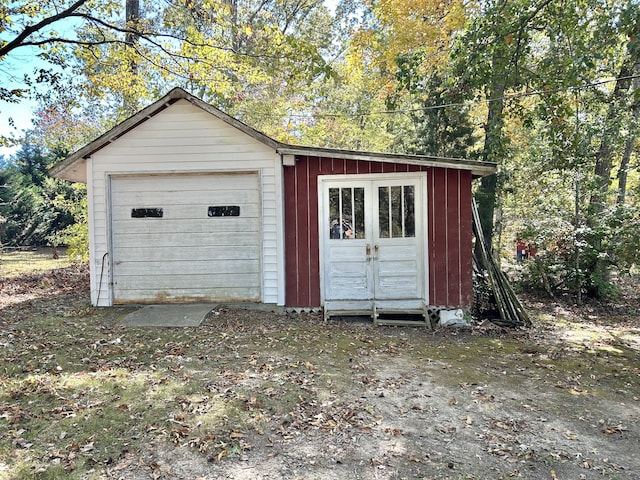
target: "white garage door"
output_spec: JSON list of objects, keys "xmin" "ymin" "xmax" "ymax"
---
[{"xmin": 110, "ymin": 173, "xmax": 261, "ymax": 304}]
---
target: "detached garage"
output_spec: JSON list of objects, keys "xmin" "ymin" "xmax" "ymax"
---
[{"xmin": 51, "ymin": 88, "xmax": 496, "ymax": 321}]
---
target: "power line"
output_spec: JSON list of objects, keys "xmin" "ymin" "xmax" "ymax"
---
[{"xmin": 240, "ymin": 73, "xmax": 640, "ymax": 120}]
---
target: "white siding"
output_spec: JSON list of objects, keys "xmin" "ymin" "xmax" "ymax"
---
[{"xmin": 88, "ymin": 99, "xmax": 281, "ymax": 306}]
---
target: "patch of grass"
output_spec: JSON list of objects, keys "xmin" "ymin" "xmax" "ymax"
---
[
  {"xmin": 1, "ymin": 307, "xmax": 379, "ymax": 476},
  {"xmin": 2, "ymin": 252, "xmax": 640, "ymax": 479},
  {"xmin": 0, "ymin": 307, "xmax": 210, "ymax": 476},
  {"xmin": 0, "ymin": 367, "xmax": 180, "ymax": 477},
  {"xmin": 0, "ymin": 248, "xmax": 73, "ymax": 278}
]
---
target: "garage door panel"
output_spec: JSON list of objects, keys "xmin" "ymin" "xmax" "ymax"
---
[
  {"xmin": 111, "ymin": 174, "xmax": 262, "ymax": 304},
  {"xmin": 112, "ymin": 186, "xmax": 259, "ymax": 205},
  {"xmin": 112, "ymin": 188, "xmax": 259, "ymax": 204},
  {"xmin": 113, "ymin": 251, "xmax": 260, "ymax": 266},
  {"xmin": 113, "ymin": 174, "xmax": 258, "ymax": 192},
  {"xmin": 111, "ymin": 199, "xmax": 259, "ymax": 216},
  {"xmin": 115, "ymin": 273, "xmax": 260, "ymax": 289},
  {"xmin": 113, "ymin": 233, "xmax": 261, "ymax": 249},
  {"xmin": 115, "ymin": 287, "xmax": 261, "ymax": 304},
  {"xmin": 113, "ymin": 259, "xmax": 260, "ymax": 276},
  {"xmin": 112, "ymin": 218, "xmax": 260, "ymax": 234},
  {"xmin": 111, "ymin": 204, "xmax": 260, "ymax": 221}
]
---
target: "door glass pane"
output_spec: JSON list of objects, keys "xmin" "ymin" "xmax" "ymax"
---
[
  {"xmin": 378, "ymin": 186, "xmax": 389, "ymax": 238},
  {"xmin": 377, "ymin": 184, "xmax": 416, "ymax": 238},
  {"xmin": 329, "ymin": 187, "xmax": 361, "ymax": 239},
  {"xmin": 391, "ymin": 186, "xmax": 403, "ymax": 238},
  {"xmin": 341, "ymin": 187, "xmax": 352, "ymax": 236},
  {"xmin": 329, "ymin": 188, "xmax": 340, "ymax": 239},
  {"xmin": 354, "ymin": 187, "xmax": 365, "ymax": 239},
  {"xmin": 404, "ymin": 186, "xmax": 415, "ymax": 237}
]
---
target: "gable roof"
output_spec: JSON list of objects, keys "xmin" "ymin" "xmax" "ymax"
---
[{"xmin": 50, "ymin": 88, "xmax": 496, "ymax": 182}]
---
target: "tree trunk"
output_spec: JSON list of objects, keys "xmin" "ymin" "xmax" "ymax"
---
[
  {"xmin": 589, "ymin": 57, "xmax": 635, "ymax": 215},
  {"xmin": 585, "ymin": 44, "xmax": 638, "ymax": 296},
  {"xmin": 475, "ymin": 76, "xmax": 506, "ymax": 257},
  {"xmin": 124, "ymin": 0, "xmax": 141, "ymax": 112},
  {"xmin": 125, "ymin": 0, "xmax": 140, "ymax": 48},
  {"xmin": 617, "ymin": 65, "xmax": 640, "ymax": 205},
  {"xmin": 228, "ymin": 0, "xmax": 239, "ymax": 52},
  {"xmin": 618, "ymin": 131, "xmax": 636, "ymax": 206}
]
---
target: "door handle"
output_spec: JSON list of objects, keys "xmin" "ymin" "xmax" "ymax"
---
[
  {"xmin": 374, "ymin": 244, "xmax": 379, "ymax": 258},
  {"xmin": 366, "ymin": 244, "xmax": 371, "ymax": 257}
]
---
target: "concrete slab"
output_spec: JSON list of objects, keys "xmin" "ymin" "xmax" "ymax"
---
[{"xmin": 121, "ymin": 304, "xmax": 215, "ymax": 327}]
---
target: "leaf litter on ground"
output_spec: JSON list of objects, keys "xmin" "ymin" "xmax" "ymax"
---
[{"xmin": 0, "ymin": 261, "xmax": 639, "ymax": 479}]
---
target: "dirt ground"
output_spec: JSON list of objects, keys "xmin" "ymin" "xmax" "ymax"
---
[
  {"xmin": 115, "ymin": 326, "xmax": 640, "ymax": 480},
  {"xmin": 1, "ymin": 261, "xmax": 639, "ymax": 480}
]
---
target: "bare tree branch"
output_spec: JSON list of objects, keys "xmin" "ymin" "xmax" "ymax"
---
[
  {"xmin": 0, "ymin": 1, "xmax": 287, "ymax": 71},
  {"xmin": 69, "ymin": 12, "xmax": 283, "ymax": 60},
  {"xmin": 0, "ymin": 0, "xmax": 90, "ymax": 58},
  {"xmin": 16, "ymin": 38, "xmax": 127, "ymax": 49}
]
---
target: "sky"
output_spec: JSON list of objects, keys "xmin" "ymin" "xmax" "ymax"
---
[
  {"xmin": 0, "ymin": 47, "xmax": 41, "ymax": 160},
  {"xmin": 0, "ymin": 13, "xmax": 82, "ymax": 161},
  {"xmin": 0, "ymin": 0, "xmax": 342, "ymax": 161},
  {"xmin": 0, "ymin": 103, "xmax": 38, "ymax": 160}
]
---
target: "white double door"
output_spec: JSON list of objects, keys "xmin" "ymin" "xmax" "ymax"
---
[{"xmin": 320, "ymin": 175, "xmax": 425, "ymax": 310}]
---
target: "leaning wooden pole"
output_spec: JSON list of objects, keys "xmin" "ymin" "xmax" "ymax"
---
[{"xmin": 472, "ymin": 198, "xmax": 531, "ymax": 328}]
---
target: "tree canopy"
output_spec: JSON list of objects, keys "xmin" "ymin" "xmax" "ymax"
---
[{"xmin": 1, "ymin": 0, "xmax": 639, "ymax": 299}]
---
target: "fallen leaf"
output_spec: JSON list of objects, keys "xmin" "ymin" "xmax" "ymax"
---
[
  {"xmin": 564, "ymin": 431, "xmax": 579, "ymax": 441},
  {"xmin": 602, "ymin": 425, "xmax": 626, "ymax": 435},
  {"xmin": 80, "ymin": 441, "xmax": 95, "ymax": 453},
  {"xmin": 384, "ymin": 427, "xmax": 402, "ymax": 435},
  {"xmin": 114, "ymin": 458, "xmax": 133, "ymax": 471},
  {"xmin": 437, "ymin": 425, "xmax": 457, "ymax": 434}
]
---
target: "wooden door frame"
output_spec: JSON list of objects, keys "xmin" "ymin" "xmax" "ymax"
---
[{"xmin": 317, "ymin": 172, "xmax": 429, "ymax": 310}]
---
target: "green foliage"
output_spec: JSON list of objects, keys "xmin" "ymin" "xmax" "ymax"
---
[
  {"xmin": 29, "ymin": 93, "xmax": 108, "ymax": 155},
  {"xmin": 579, "ymin": 202, "xmax": 640, "ymax": 296},
  {"xmin": 445, "ymin": 0, "xmax": 640, "ymax": 299},
  {"xmin": 51, "ymin": 187, "xmax": 88, "ymax": 261},
  {"xmin": 0, "ymin": 143, "xmax": 84, "ymax": 248},
  {"xmin": 515, "ymin": 224, "xmax": 617, "ymax": 299},
  {"xmin": 501, "ymin": 126, "xmax": 640, "ymax": 299},
  {"xmin": 396, "ymin": 56, "xmax": 479, "ymax": 158},
  {"xmin": 3, "ymin": 0, "xmax": 640, "ymax": 307},
  {"xmin": 69, "ymin": 0, "xmax": 339, "ymax": 132},
  {"xmin": 295, "ymin": 60, "xmax": 404, "ymax": 151}
]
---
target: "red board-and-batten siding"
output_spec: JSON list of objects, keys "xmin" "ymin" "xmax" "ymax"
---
[{"xmin": 284, "ymin": 156, "xmax": 473, "ymax": 309}]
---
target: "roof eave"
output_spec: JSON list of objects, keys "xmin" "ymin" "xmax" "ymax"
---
[
  {"xmin": 50, "ymin": 88, "xmax": 497, "ymax": 182},
  {"xmin": 276, "ymin": 145, "xmax": 497, "ymax": 177}
]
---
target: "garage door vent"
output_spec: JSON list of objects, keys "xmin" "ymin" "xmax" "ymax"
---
[
  {"xmin": 131, "ymin": 208, "xmax": 163, "ymax": 218},
  {"xmin": 208, "ymin": 206, "xmax": 240, "ymax": 217}
]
